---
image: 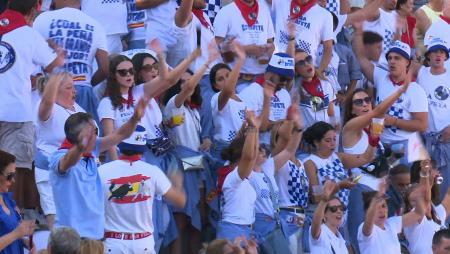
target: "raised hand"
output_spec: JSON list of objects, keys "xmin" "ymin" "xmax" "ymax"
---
[
  {"xmin": 245, "ymin": 110, "xmax": 260, "ymax": 129},
  {"xmin": 48, "ymin": 72, "xmax": 68, "ymax": 87},
  {"xmin": 132, "ymin": 96, "xmax": 149, "ymax": 122},
  {"xmin": 77, "ymin": 123, "xmax": 96, "ymax": 152},
  {"xmin": 263, "ymin": 79, "xmax": 276, "ymax": 98},
  {"xmin": 322, "ymin": 180, "xmax": 338, "ymax": 201},
  {"xmin": 149, "ymin": 39, "xmax": 163, "ymax": 55}
]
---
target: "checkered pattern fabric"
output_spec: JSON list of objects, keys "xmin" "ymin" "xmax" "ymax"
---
[
  {"xmin": 318, "ymin": 158, "xmax": 350, "ymax": 206},
  {"xmin": 297, "ymin": 39, "xmax": 313, "ymax": 55},
  {"xmin": 383, "ymin": 29, "xmax": 395, "ymax": 52},
  {"xmin": 326, "ymin": 0, "xmax": 339, "ymax": 15},
  {"xmin": 386, "ymin": 105, "xmax": 404, "ymax": 133},
  {"xmin": 154, "ymin": 125, "xmax": 164, "ymax": 138},
  {"xmin": 287, "ymin": 161, "xmax": 309, "ymax": 208},
  {"xmin": 203, "ymin": 0, "xmax": 221, "ymax": 24},
  {"xmin": 227, "ymin": 130, "xmax": 237, "ymax": 142}
]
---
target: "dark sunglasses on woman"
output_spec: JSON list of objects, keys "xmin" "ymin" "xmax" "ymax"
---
[
  {"xmin": 326, "ymin": 204, "xmax": 346, "ymax": 213},
  {"xmin": 3, "ymin": 172, "xmax": 15, "ymax": 182},
  {"xmin": 141, "ymin": 63, "xmax": 159, "ymax": 72},
  {"xmin": 295, "ymin": 55, "xmax": 313, "ymax": 67},
  {"xmin": 352, "ymin": 96, "xmax": 371, "ymax": 107},
  {"xmin": 116, "ymin": 68, "xmax": 135, "ymax": 77}
]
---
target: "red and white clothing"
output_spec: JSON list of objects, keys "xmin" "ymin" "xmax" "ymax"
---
[
  {"xmin": 99, "ymin": 159, "xmax": 172, "ymax": 254},
  {"xmin": 417, "ymin": 67, "xmax": 450, "ymax": 133},
  {"xmin": 373, "ymin": 67, "xmax": 428, "ymax": 143},
  {"xmin": 0, "ymin": 26, "xmax": 56, "ymax": 122},
  {"xmin": 298, "ymin": 79, "xmax": 336, "ymax": 128},
  {"xmin": 214, "ymin": 1, "xmax": 275, "ymax": 74},
  {"xmin": 33, "ymin": 7, "xmax": 108, "ymax": 86},
  {"xmin": 273, "ymin": 3, "xmax": 333, "ymax": 62}
]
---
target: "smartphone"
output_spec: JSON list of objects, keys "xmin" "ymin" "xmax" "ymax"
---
[
  {"xmin": 196, "ymin": 26, "xmax": 201, "ymax": 48},
  {"xmin": 353, "ymin": 174, "xmax": 363, "ymax": 183}
]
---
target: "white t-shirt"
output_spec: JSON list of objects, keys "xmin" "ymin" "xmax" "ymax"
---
[
  {"xmin": 404, "ymin": 204, "xmax": 447, "ymax": 254},
  {"xmin": 174, "ymin": 12, "xmax": 219, "ymax": 73},
  {"xmin": 248, "ymin": 158, "xmax": 279, "ymax": 217},
  {"xmin": 373, "ymin": 67, "xmax": 428, "ymax": 143},
  {"xmin": 273, "ymin": 4, "xmax": 333, "ymax": 62},
  {"xmin": 424, "ymin": 17, "xmax": 450, "ymax": 47},
  {"xmin": 417, "ymin": 67, "xmax": 450, "ymax": 133},
  {"xmin": 299, "ymin": 79, "xmax": 336, "ymax": 128},
  {"xmin": 81, "ymin": 0, "xmax": 128, "ymax": 36},
  {"xmin": 221, "ymin": 168, "xmax": 257, "ymax": 225},
  {"xmin": 98, "ymin": 160, "xmax": 171, "ymax": 249},
  {"xmin": 214, "ymin": 2, "xmax": 275, "ymax": 74},
  {"xmin": 276, "ymin": 160, "xmax": 309, "ymax": 208},
  {"xmin": 126, "ymin": 0, "xmax": 147, "ymax": 41},
  {"xmin": 0, "ymin": 26, "xmax": 56, "ymax": 122},
  {"xmin": 211, "ymin": 93, "xmax": 246, "ymax": 142},
  {"xmin": 316, "ymin": 45, "xmax": 341, "ymax": 92},
  {"xmin": 164, "ymin": 96, "xmax": 201, "ymax": 151},
  {"xmin": 357, "ymin": 216, "xmax": 402, "ymax": 254},
  {"xmin": 310, "ymin": 224, "xmax": 349, "ymax": 254},
  {"xmin": 33, "ymin": 7, "xmax": 108, "ymax": 86},
  {"xmin": 363, "ymin": 9, "xmax": 397, "ymax": 54},
  {"xmin": 145, "ymin": 0, "xmax": 178, "ymax": 42},
  {"xmin": 97, "ymin": 84, "xmax": 163, "ymax": 139}
]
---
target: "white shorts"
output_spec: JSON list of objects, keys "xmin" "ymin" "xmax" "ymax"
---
[
  {"xmin": 104, "ymin": 237, "xmax": 156, "ymax": 254},
  {"xmin": 36, "ymin": 180, "xmax": 55, "ymax": 216}
]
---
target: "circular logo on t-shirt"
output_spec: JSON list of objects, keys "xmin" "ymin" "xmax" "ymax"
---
[
  {"xmin": 434, "ymin": 86, "xmax": 450, "ymax": 101},
  {"xmin": 0, "ymin": 41, "xmax": 15, "ymax": 73}
]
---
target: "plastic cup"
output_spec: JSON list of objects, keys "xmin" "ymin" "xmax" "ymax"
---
[
  {"xmin": 171, "ymin": 108, "xmax": 184, "ymax": 125},
  {"xmin": 372, "ymin": 118, "xmax": 384, "ymax": 135}
]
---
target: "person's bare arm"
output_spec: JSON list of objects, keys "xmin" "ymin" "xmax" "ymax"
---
[
  {"xmin": 402, "ymin": 186, "xmax": 426, "ymax": 227},
  {"xmin": 384, "ymin": 112, "xmax": 428, "ymax": 132},
  {"xmin": 415, "ymin": 8, "xmax": 431, "ymax": 40},
  {"xmin": 59, "ymin": 124, "xmax": 96, "ymax": 173},
  {"xmin": 136, "ymin": 0, "xmax": 168, "ymax": 9},
  {"xmin": 38, "ymin": 73, "xmax": 68, "ymax": 122},
  {"xmin": 311, "ymin": 181, "xmax": 338, "ymax": 240},
  {"xmin": 316, "ymin": 40, "xmax": 333, "ymax": 80},
  {"xmin": 163, "ymin": 172, "xmax": 186, "ymax": 208},
  {"xmin": 99, "ymin": 97, "xmax": 148, "ymax": 152},
  {"xmin": 91, "ymin": 49, "xmax": 109, "ymax": 86},
  {"xmin": 175, "ymin": 0, "xmax": 193, "ymax": 28},
  {"xmin": 0, "ymin": 221, "xmax": 35, "ymax": 251},
  {"xmin": 352, "ymin": 22, "xmax": 375, "ymax": 83},
  {"xmin": 44, "ymin": 47, "xmax": 65, "ymax": 73},
  {"xmin": 286, "ymin": 21, "xmax": 297, "ymax": 58},
  {"xmin": 339, "ymin": 144, "xmax": 376, "ymax": 169},
  {"xmin": 100, "ymin": 119, "xmax": 118, "ymax": 161},
  {"xmin": 363, "ymin": 180, "xmax": 387, "ymax": 236},
  {"xmin": 305, "ymin": 160, "xmax": 321, "ymax": 203},
  {"xmin": 237, "ymin": 111, "xmax": 260, "ymax": 180},
  {"xmin": 345, "ymin": 0, "xmax": 383, "ymax": 26}
]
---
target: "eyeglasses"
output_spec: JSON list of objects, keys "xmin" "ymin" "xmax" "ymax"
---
[
  {"xmin": 326, "ymin": 205, "xmax": 346, "ymax": 213},
  {"xmin": 295, "ymin": 55, "xmax": 313, "ymax": 67},
  {"xmin": 352, "ymin": 96, "xmax": 371, "ymax": 106},
  {"xmin": 3, "ymin": 172, "xmax": 15, "ymax": 182},
  {"xmin": 116, "ymin": 68, "xmax": 135, "ymax": 77},
  {"xmin": 141, "ymin": 63, "xmax": 159, "ymax": 72}
]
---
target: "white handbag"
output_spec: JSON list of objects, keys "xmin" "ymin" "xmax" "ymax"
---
[{"xmin": 181, "ymin": 155, "xmax": 204, "ymax": 170}]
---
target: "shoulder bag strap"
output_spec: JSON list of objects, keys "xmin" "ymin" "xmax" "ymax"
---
[{"xmin": 262, "ymin": 171, "xmax": 281, "ymax": 224}]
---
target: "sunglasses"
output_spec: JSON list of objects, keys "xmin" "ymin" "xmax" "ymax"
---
[
  {"xmin": 352, "ymin": 96, "xmax": 371, "ymax": 106},
  {"xmin": 116, "ymin": 68, "xmax": 135, "ymax": 77},
  {"xmin": 141, "ymin": 63, "xmax": 159, "ymax": 72},
  {"xmin": 3, "ymin": 172, "xmax": 15, "ymax": 182},
  {"xmin": 326, "ymin": 205, "xmax": 346, "ymax": 213},
  {"xmin": 295, "ymin": 55, "xmax": 313, "ymax": 67}
]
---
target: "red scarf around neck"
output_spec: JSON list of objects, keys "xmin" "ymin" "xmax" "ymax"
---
[
  {"xmin": 0, "ymin": 9, "xmax": 27, "ymax": 36},
  {"xmin": 192, "ymin": 9, "xmax": 210, "ymax": 28},
  {"xmin": 302, "ymin": 76, "xmax": 324, "ymax": 98},
  {"xmin": 59, "ymin": 138, "xmax": 93, "ymax": 158},
  {"xmin": 234, "ymin": 0, "xmax": 259, "ymax": 27},
  {"xmin": 121, "ymin": 88, "xmax": 134, "ymax": 109},
  {"xmin": 290, "ymin": 0, "xmax": 317, "ymax": 21},
  {"xmin": 440, "ymin": 15, "xmax": 450, "ymax": 25},
  {"xmin": 388, "ymin": 75, "xmax": 405, "ymax": 86},
  {"xmin": 119, "ymin": 154, "xmax": 141, "ymax": 164}
]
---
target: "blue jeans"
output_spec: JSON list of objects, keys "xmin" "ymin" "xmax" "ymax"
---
[
  {"xmin": 217, "ymin": 221, "xmax": 251, "ymax": 241},
  {"xmin": 128, "ymin": 39, "xmax": 146, "ymax": 50},
  {"xmin": 252, "ymin": 213, "xmax": 277, "ymax": 244}
]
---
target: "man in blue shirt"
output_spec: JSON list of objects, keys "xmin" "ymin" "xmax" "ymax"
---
[{"xmin": 49, "ymin": 97, "xmax": 148, "ymax": 239}]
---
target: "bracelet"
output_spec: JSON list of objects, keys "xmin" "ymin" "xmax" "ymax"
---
[
  {"xmin": 288, "ymin": 36, "xmax": 295, "ymax": 41},
  {"xmin": 420, "ymin": 171, "xmax": 430, "ymax": 178}
]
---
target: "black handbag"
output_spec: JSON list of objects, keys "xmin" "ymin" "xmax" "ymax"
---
[
  {"xmin": 146, "ymin": 136, "xmax": 174, "ymax": 156},
  {"xmin": 259, "ymin": 172, "xmax": 292, "ymax": 254}
]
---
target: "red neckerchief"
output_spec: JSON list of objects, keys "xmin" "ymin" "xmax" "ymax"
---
[
  {"xmin": 187, "ymin": 101, "xmax": 201, "ymax": 110},
  {"xmin": 59, "ymin": 138, "xmax": 93, "ymax": 158},
  {"xmin": 0, "ymin": 9, "xmax": 27, "ymax": 36},
  {"xmin": 289, "ymin": 0, "xmax": 317, "ymax": 21},
  {"xmin": 121, "ymin": 88, "xmax": 134, "ymax": 109},
  {"xmin": 119, "ymin": 155, "xmax": 141, "ymax": 165},
  {"xmin": 192, "ymin": 9, "xmax": 210, "ymax": 29},
  {"xmin": 440, "ymin": 15, "xmax": 450, "ymax": 25},
  {"xmin": 388, "ymin": 75, "xmax": 405, "ymax": 86},
  {"xmin": 302, "ymin": 76, "xmax": 324, "ymax": 98},
  {"xmin": 234, "ymin": 0, "xmax": 259, "ymax": 27}
]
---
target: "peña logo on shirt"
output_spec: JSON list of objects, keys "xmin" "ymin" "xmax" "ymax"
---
[
  {"xmin": 434, "ymin": 85, "xmax": 449, "ymax": 101},
  {"xmin": 0, "ymin": 41, "xmax": 15, "ymax": 73},
  {"xmin": 108, "ymin": 174, "xmax": 151, "ymax": 204}
]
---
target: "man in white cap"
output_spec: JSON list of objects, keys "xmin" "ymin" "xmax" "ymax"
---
[
  {"xmin": 417, "ymin": 38, "xmax": 450, "ymax": 201},
  {"xmin": 239, "ymin": 52, "xmax": 294, "ymax": 144},
  {"xmin": 354, "ymin": 34, "xmax": 429, "ymax": 161},
  {"xmin": 98, "ymin": 125, "xmax": 186, "ymax": 254}
]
